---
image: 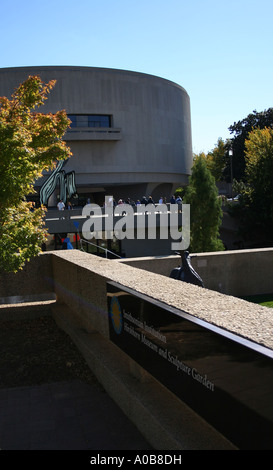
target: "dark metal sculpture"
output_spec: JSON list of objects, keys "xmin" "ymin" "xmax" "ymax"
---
[{"xmin": 170, "ymin": 250, "xmax": 204, "ymax": 287}]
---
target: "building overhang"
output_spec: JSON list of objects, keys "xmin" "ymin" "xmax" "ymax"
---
[{"xmin": 65, "ymin": 128, "xmax": 122, "ymax": 141}]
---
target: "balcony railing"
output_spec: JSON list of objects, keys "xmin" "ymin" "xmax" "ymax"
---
[{"xmin": 65, "ymin": 127, "xmax": 122, "ymax": 141}]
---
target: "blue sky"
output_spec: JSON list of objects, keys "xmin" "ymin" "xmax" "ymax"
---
[{"xmin": 1, "ymin": 0, "xmax": 272, "ymax": 154}]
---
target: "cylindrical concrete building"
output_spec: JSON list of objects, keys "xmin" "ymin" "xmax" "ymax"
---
[{"xmin": 0, "ymin": 66, "xmax": 192, "ymax": 206}]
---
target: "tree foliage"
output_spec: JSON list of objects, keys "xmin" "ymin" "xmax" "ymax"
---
[
  {"xmin": 244, "ymin": 127, "xmax": 273, "ymax": 232},
  {"xmin": 184, "ymin": 154, "xmax": 224, "ymax": 253},
  {"xmin": 206, "ymin": 138, "xmax": 228, "ymax": 181},
  {"xmin": 228, "ymin": 108, "xmax": 273, "ymax": 181},
  {"xmin": 226, "ymin": 127, "xmax": 273, "ymax": 246},
  {"xmin": 0, "ymin": 76, "xmax": 71, "ymax": 272}
]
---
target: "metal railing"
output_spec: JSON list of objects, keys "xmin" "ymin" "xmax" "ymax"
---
[
  {"xmin": 79, "ymin": 237, "xmax": 122, "ymax": 259},
  {"xmin": 44, "ymin": 203, "xmax": 180, "ymax": 221}
]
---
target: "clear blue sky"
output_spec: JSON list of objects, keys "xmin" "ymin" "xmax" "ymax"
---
[{"xmin": 1, "ymin": 0, "xmax": 272, "ymax": 154}]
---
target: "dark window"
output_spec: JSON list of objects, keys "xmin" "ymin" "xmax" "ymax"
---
[
  {"xmin": 77, "ymin": 115, "xmax": 88, "ymax": 127},
  {"xmin": 68, "ymin": 115, "xmax": 77, "ymax": 127},
  {"xmin": 68, "ymin": 114, "xmax": 111, "ymax": 128},
  {"xmin": 88, "ymin": 115, "xmax": 111, "ymax": 127}
]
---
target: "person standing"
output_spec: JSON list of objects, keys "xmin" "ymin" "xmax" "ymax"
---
[{"xmin": 57, "ymin": 200, "xmax": 65, "ymax": 210}]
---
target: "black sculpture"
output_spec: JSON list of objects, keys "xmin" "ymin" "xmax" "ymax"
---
[{"xmin": 170, "ymin": 251, "xmax": 204, "ymax": 287}]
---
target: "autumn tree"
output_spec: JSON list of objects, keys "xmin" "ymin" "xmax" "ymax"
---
[
  {"xmin": 184, "ymin": 154, "xmax": 224, "ymax": 253},
  {"xmin": 227, "ymin": 108, "xmax": 273, "ymax": 181},
  {"xmin": 0, "ymin": 76, "xmax": 71, "ymax": 272},
  {"xmin": 244, "ymin": 127, "xmax": 273, "ymax": 234},
  {"xmin": 206, "ymin": 137, "xmax": 228, "ymax": 181},
  {"xmin": 226, "ymin": 127, "xmax": 273, "ymax": 247}
]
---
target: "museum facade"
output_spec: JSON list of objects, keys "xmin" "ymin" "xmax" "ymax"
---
[{"xmin": 0, "ymin": 66, "xmax": 193, "ymax": 206}]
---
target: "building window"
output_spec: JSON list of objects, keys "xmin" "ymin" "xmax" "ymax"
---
[{"xmin": 68, "ymin": 115, "xmax": 111, "ymax": 128}]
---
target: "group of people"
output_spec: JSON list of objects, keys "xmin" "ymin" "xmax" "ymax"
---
[
  {"xmin": 57, "ymin": 200, "xmax": 72, "ymax": 210},
  {"xmin": 56, "ymin": 194, "xmax": 183, "ymax": 211},
  {"xmin": 111, "ymin": 194, "xmax": 183, "ymax": 207}
]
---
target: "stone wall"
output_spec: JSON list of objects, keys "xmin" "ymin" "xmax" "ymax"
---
[
  {"xmin": 0, "ymin": 252, "xmax": 54, "ymax": 303},
  {"xmin": 1, "ymin": 249, "xmax": 273, "ymax": 449},
  {"xmin": 121, "ymin": 248, "xmax": 273, "ymax": 297}
]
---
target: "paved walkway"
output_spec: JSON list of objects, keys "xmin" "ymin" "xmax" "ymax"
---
[{"xmin": 0, "ymin": 380, "xmax": 152, "ymax": 450}]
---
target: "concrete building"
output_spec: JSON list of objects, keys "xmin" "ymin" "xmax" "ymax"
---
[{"xmin": 0, "ymin": 66, "xmax": 193, "ymax": 206}]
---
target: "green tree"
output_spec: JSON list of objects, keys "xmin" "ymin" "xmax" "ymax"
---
[
  {"xmin": 227, "ymin": 108, "xmax": 273, "ymax": 181},
  {"xmin": 184, "ymin": 154, "xmax": 224, "ymax": 253},
  {"xmin": 244, "ymin": 127, "xmax": 273, "ymax": 234},
  {"xmin": 227, "ymin": 127, "xmax": 273, "ymax": 247},
  {"xmin": 0, "ymin": 76, "xmax": 71, "ymax": 272},
  {"xmin": 206, "ymin": 138, "xmax": 227, "ymax": 181}
]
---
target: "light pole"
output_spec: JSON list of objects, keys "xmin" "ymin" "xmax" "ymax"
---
[{"xmin": 229, "ymin": 149, "xmax": 233, "ymax": 199}]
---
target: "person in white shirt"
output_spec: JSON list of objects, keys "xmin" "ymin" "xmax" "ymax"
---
[{"xmin": 57, "ymin": 200, "xmax": 65, "ymax": 210}]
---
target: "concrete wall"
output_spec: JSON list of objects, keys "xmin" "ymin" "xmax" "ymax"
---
[
  {"xmin": 121, "ymin": 248, "xmax": 273, "ymax": 297},
  {"xmin": 0, "ymin": 253, "xmax": 54, "ymax": 303},
  {"xmin": 191, "ymin": 249, "xmax": 273, "ymax": 296},
  {"xmin": 2, "ymin": 246, "xmax": 273, "ymax": 307},
  {"xmin": 51, "ymin": 251, "xmax": 110, "ymax": 337},
  {"xmin": 2, "ymin": 249, "xmax": 273, "ymax": 449}
]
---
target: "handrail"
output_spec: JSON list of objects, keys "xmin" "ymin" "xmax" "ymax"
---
[
  {"xmin": 80, "ymin": 238, "xmax": 122, "ymax": 259},
  {"xmin": 44, "ymin": 203, "xmax": 179, "ymax": 220},
  {"xmin": 67, "ymin": 127, "xmax": 121, "ymax": 134}
]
